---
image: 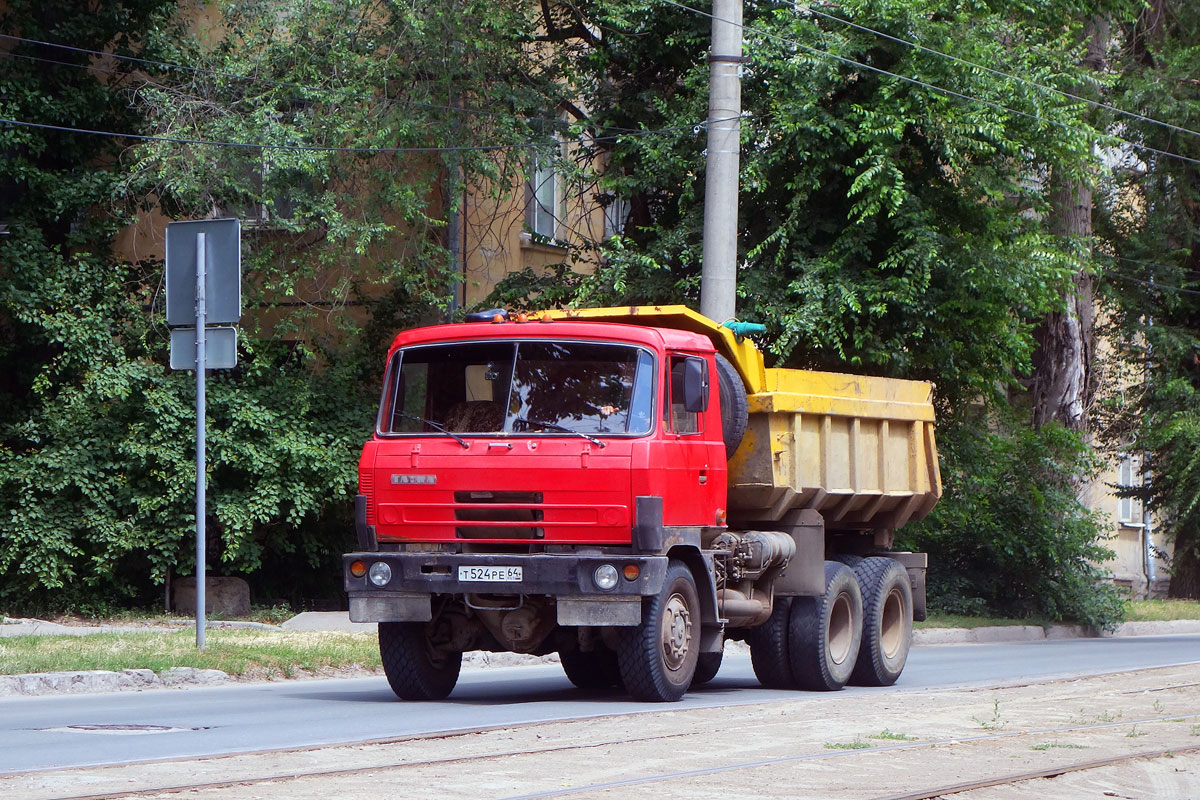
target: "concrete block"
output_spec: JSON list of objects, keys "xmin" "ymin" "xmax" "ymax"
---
[
  {"xmin": 173, "ymin": 577, "xmax": 251, "ymax": 617},
  {"xmin": 1112, "ymin": 619, "xmax": 1200, "ymax": 637},
  {"xmin": 160, "ymin": 667, "xmax": 229, "ymax": 686},
  {"xmin": 1045, "ymin": 624, "xmax": 1094, "ymax": 640}
]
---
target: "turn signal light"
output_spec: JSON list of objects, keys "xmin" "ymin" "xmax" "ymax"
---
[
  {"xmin": 715, "ymin": 508, "xmax": 728, "ymax": 526},
  {"xmin": 623, "ymin": 564, "xmax": 641, "ymax": 581},
  {"xmin": 349, "ymin": 560, "xmax": 367, "ymax": 578}
]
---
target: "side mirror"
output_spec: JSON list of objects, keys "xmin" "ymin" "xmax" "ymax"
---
[{"xmin": 682, "ymin": 357, "xmax": 709, "ymax": 413}]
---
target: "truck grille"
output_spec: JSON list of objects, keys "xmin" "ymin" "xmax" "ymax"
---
[{"xmin": 453, "ymin": 491, "xmax": 544, "ymax": 539}]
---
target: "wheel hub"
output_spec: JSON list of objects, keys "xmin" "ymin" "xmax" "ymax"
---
[{"xmin": 661, "ymin": 592, "xmax": 693, "ymax": 670}]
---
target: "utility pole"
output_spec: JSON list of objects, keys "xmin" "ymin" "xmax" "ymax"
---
[{"xmin": 700, "ymin": 0, "xmax": 743, "ymax": 323}]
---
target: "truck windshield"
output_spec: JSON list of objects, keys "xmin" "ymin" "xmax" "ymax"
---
[{"xmin": 378, "ymin": 341, "xmax": 655, "ymax": 437}]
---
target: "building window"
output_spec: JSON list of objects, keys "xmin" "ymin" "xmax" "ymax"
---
[
  {"xmin": 527, "ymin": 146, "xmax": 562, "ymax": 242},
  {"xmin": 1117, "ymin": 453, "xmax": 1143, "ymax": 526},
  {"xmin": 603, "ymin": 193, "xmax": 631, "ymax": 239}
]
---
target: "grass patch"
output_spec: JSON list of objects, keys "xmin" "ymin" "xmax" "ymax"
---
[
  {"xmin": 1030, "ymin": 741, "xmax": 1086, "ymax": 751},
  {"xmin": 869, "ymin": 729, "xmax": 918, "ymax": 741},
  {"xmin": 916, "ymin": 613, "xmax": 1051, "ymax": 630},
  {"xmin": 0, "ymin": 629, "xmax": 381, "ymax": 677},
  {"xmin": 824, "ymin": 739, "xmax": 872, "ymax": 750},
  {"xmin": 973, "ymin": 699, "xmax": 1007, "ymax": 731},
  {"xmin": 1125, "ymin": 599, "xmax": 1200, "ymax": 622},
  {"xmin": 916, "ymin": 600, "xmax": 1200, "ymax": 631}
]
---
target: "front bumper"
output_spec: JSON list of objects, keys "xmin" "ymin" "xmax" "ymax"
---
[{"xmin": 344, "ymin": 551, "xmax": 668, "ymax": 625}]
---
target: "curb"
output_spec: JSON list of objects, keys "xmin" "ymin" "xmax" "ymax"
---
[
  {"xmin": 0, "ymin": 618, "xmax": 280, "ymax": 638},
  {"xmin": 0, "ymin": 667, "xmax": 229, "ymax": 698},
  {"xmin": 913, "ymin": 618, "xmax": 1200, "ymax": 646}
]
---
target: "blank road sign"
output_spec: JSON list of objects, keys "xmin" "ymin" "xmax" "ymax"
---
[
  {"xmin": 170, "ymin": 327, "xmax": 238, "ymax": 370},
  {"xmin": 166, "ymin": 219, "xmax": 242, "ymax": 326}
]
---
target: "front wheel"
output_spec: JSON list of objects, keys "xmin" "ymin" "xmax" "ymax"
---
[
  {"xmin": 789, "ymin": 561, "xmax": 863, "ymax": 691},
  {"xmin": 560, "ymin": 646, "xmax": 621, "ymax": 690},
  {"xmin": 617, "ymin": 560, "xmax": 700, "ymax": 702},
  {"xmin": 379, "ymin": 621, "xmax": 462, "ymax": 701},
  {"xmin": 692, "ymin": 649, "xmax": 724, "ymax": 686}
]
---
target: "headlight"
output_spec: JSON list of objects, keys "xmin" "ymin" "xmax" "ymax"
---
[
  {"xmin": 593, "ymin": 563, "xmax": 619, "ymax": 591},
  {"xmin": 368, "ymin": 562, "xmax": 392, "ymax": 587}
]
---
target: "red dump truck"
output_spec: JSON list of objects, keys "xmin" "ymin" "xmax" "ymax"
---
[{"xmin": 344, "ymin": 305, "xmax": 940, "ymax": 701}]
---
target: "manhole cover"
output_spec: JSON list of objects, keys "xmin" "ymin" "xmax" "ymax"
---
[{"xmin": 41, "ymin": 724, "xmax": 205, "ymax": 735}]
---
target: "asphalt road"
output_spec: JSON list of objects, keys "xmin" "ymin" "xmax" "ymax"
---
[{"xmin": 4, "ymin": 634, "xmax": 1200, "ymax": 775}]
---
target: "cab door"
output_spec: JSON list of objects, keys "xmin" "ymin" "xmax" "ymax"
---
[{"xmin": 660, "ymin": 353, "xmax": 724, "ymax": 527}]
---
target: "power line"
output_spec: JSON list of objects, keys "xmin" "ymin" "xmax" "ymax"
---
[
  {"xmin": 1111, "ymin": 254, "xmax": 1200, "ymax": 280},
  {"xmin": 0, "ymin": 33, "xmax": 651, "ymax": 136},
  {"xmin": 797, "ymin": 2, "xmax": 1200, "ymax": 146},
  {"xmin": 0, "ymin": 112, "xmax": 726, "ymax": 154},
  {"xmin": 1105, "ymin": 270, "xmax": 1200, "ymax": 297},
  {"xmin": 0, "ymin": 43, "xmax": 727, "ymax": 143},
  {"xmin": 655, "ymin": 0, "xmax": 1200, "ymax": 170},
  {"xmin": 0, "ymin": 116, "xmax": 525, "ymax": 154}
]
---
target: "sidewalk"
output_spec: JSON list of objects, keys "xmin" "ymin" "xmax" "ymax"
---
[{"xmin": 274, "ymin": 611, "xmax": 1200, "ymax": 642}]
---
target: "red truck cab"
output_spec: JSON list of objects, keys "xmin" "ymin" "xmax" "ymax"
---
[{"xmin": 344, "ymin": 315, "xmax": 729, "ymax": 698}]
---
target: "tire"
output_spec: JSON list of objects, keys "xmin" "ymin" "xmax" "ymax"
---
[
  {"xmin": 715, "ymin": 354, "xmax": 749, "ymax": 457},
  {"xmin": 560, "ymin": 646, "xmax": 621, "ymax": 690},
  {"xmin": 788, "ymin": 561, "xmax": 863, "ymax": 691},
  {"xmin": 378, "ymin": 621, "xmax": 462, "ymax": 701},
  {"xmin": 617, "ymin": 560, "xmax": 701, "ymax": 702},
  {"xmin": 849, "ymin": 557, "xmax": 913, "ymax": 687},
  {"xmin": 692, "ymin": 649, "xmax": 724, "ymax": 686},
  {"xmin": 747, "ymin": 596, "xmax": 796, "ymax": 689}
]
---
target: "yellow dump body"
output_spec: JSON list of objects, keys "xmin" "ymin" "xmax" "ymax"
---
[{"xmin": 540, "ymin": 306, "xmax": 942, "ymax": 531}]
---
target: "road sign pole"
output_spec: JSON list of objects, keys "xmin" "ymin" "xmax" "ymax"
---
[{"xmin": 195, "ymin": 232, "xmax": 207, "ymax": 651}]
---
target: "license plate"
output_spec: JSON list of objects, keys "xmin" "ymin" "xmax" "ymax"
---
[{"xmin": 458, "ymin": 565, "xmax": 523, "ymax": 582}]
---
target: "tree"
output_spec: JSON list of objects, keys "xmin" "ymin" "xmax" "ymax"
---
[
  {"xmin": 1029, "ymin": 16, "xmax": 1110, "ymax": 434},
  {"xmin": 494, "ymin": 0, "xmax": 1128, "ymax": 624},
  {"xmin": 1100, "ymin": 0, "xmax": 1200, "ymax": 598},
  {"xmin": 0, "ymin": 0, "xmax": 569, "ymax": 610}
]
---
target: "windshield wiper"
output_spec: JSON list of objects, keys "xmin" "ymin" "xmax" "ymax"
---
[
  {"xmin": 514, "ymin": 417, "xmax": 607, "ymax": 448},
  {"xmin": 395, "ymin": 412, "xmax": 469, "ymax": 448}
]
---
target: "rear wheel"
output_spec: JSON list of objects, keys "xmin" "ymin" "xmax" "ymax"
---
[
  {"xmin": 560, "ymin": 646, "xmax": 621, "ymax": 690},
  {"xmin": 789, "ymin": 561, "xmax": 863, "ymax": 691},
  {"xmin": 617, "ymin": 560, "xmax": 700, "ymax": 702},
  {"xmin": 747, "ymin": 596, "xmax": 796, "ymax": 689},
  {"xmin": 849, "ymin": 557, "xmax": 913, "ymax": 687},
  {"xmin": 379, "ymin": 621, "xmax": 462, "ymax": 701}
]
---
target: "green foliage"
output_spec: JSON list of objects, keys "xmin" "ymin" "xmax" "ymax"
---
[
  {"xmin": 515, "ymin": 0, "xmax": 1113, "ymax": 406},
  {"xmin": 899, "ymin": 411, "xmax": 1125, "ymax": 630},
  {"xmin": 1097, "ymin": 1, "xmax": 1200, "ymax": 597},
  {"xmin": 0, "ymin": 0, "xmax": 565, "ymax": 610}
]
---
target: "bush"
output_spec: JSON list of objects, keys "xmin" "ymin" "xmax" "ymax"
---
[{"xmin": 899, "ymin": 410, "xmax": 1126, "ymax": 630}]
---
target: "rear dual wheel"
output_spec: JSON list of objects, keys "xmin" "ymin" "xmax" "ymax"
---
[
  {"xmin": 747, "ymin": 595, "xmax": 795, "ymax": 689},
  {"xmin": 789, "ymin": 561, "xmax": 864, "ymax": 691},
  {"xmin": 848, "ymin": 557, "xmax": 913, "ymax": 687}
]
